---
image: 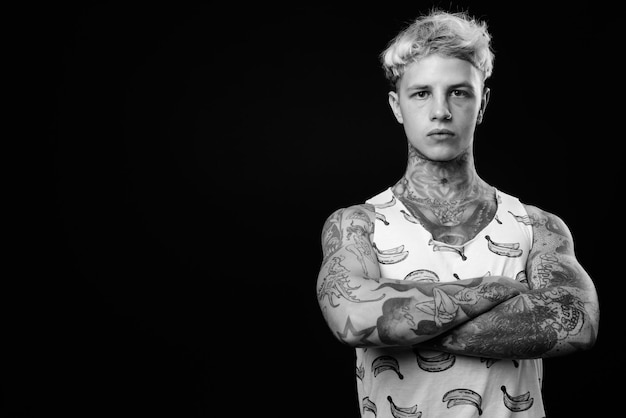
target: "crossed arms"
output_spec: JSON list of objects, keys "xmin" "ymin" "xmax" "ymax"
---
[{"xmin": 316, "ymin": 203, "xmax": 599, "ymax": 359}]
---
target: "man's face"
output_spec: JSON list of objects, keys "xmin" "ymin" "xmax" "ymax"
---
[{"xmin": 388, "ymin": 54, "xmax": 488, "ymax": 162}]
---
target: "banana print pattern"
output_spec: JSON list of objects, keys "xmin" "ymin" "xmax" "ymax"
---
[
  {"xmin": 428, "ymin": 238, "xmax": 467, "ymax": 260},
  {"xmin": 401, "ymin": 209, "xmax": 421, "ymax": 224},
  {"xmin": 508, "ymin": 210, "xmax": 533, "ymax": 225},
  {"xmin": 372, "ymin": 195, "xmax": 397, "ymax": 209},
  {"xmin": 373, "ymin": 243, "xmax": 410, "ymax": 264},
  {"xmin": 480, "ymin": 357, "xmax": 498, "ymax": 368},
  {"xmin": 372, "ymin": 355, "xmax": 404, "ymax": 379},
  {"xmin": 485, "ymin": 235, "xmax": 523, "ymax": 258},
  {"xmin": 516, "ymin": 270, "xmax": 528, "ymax": 286},
  {"xmin": 354, "ymin": 187, "xmax": 546, "ymax": 417},
  {"xmin": 480, "ymin": 358, "xmax": 520, "ymax": 368},
  {"xmin": 414, "ymin": 349, "xmax": 456, "ymax": 372},
  {"xmin": 356, "ymin": 362, "xmax": 365, "ymax": 381},
  {"xmin": 387, "ymin": 396, "xmax": 422, "ymax": 418},
  {"xmin": 362, "ymin": 397, "xmax": 378, "ymax": 416},
  {"xmin": 376, "ymin": 212, "xmax": 390, "ymax": 226},
  {"xmin": 442, "ymin": 388, "xmax": 483, "ymax": 415},
  {"xmin": 404, "ymin": 269, "xmax": 439, "ymax": 282},
  {"xmin": 501, "ymin": 385, "xmax": 534, "ymax": 412}
]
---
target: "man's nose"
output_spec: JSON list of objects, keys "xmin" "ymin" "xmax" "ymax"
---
[{"xmin": 430, "ymin": 97, "xmax": 452, "ymax": 121}]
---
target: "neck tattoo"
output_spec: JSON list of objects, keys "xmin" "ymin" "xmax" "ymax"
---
[
  {"xmin": 420, "ymin": 197, "xmax": 477, "ymax": 226},
  {"xmin": 392, "ymin": 149, "xmax": 497, "ymax": 244}
]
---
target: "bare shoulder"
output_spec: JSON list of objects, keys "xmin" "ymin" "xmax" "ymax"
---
[
  {"xmin": 320, "ymin": 204, "xmax": 377, "ymax": 262},
  {"xmin": 326, "ymin": 203, "xmax": 376, "ymax": 222},
  {"xmin": 321, "ymin": 203, "xmax": 377, "ymax": 236},
  {"xmin": 522, "ymin": 203, "xmax": 575, "ymax": 254}
]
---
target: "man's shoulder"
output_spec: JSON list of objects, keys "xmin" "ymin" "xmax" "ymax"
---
[
  {"xmin": 520, "ymin": 203, "xmax": 572, "ymax": 236},
  {"xmin": 324, "ymin": 203, "xmax": 376, "ymax": 224},
  {"xmin": 499, "ymin": 190, "xmax": 549, "ymax": 219},
  {"xmin": 521, "ymin": 203, "xmax": 555, "ymax": 219}
]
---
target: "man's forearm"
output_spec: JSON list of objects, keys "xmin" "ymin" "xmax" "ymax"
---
[
  {"xmin": 416, "ymin": 285, "xmax": 597, "ymax": 359},
  {"xmin": 320, "ymin": 273, "xmax": 522, "ymax": 348}
]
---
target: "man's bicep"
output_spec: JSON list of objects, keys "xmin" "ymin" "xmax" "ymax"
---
[
  {"xmin": 319, "ymin": 205, "xmax": 380, "ymax": 274},
  {"xmin": 524, "ymin": 204, "xmax": 599, "ymax": 344},
  {"xmin": 316, "ymin": 205, "xmax": 384, "ymax": 338},
  {"xmin": 317, "ymin": 204, "xmax": 381, "ymax": 295},
  {"xmin": 524, "ymin": 204, "xmax": 593, "ymax": 291}
]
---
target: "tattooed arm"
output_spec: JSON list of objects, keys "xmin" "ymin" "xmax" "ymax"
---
[
  {"xmin": 417, "ymin": 205, "xmax": 600, "ymax": 359},
  {"xmin": 317, "ymin": 204, "xmax": 523, "ymax": 348}
]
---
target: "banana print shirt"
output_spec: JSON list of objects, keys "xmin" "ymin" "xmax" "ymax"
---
[{"xmin": 358, "ymin": 187, "xmax": 545, "ymax": 418}]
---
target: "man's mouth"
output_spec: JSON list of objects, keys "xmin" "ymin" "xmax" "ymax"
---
[{"xmin": 427, "ymin": 129, "xmax": 455, "ymax": 136}]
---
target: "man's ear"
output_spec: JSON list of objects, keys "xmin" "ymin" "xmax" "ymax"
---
[
  {"xmin": 477, "ymin": 87, "xmax": 490, "ymax": 125},
  {"xmin": 388, "ymin": 91, "xmax": 403, "ymax": 124}
]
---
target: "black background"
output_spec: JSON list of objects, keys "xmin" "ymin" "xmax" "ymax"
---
[{"xmin": 7, "ymin": 1, "xmax": 619, "ymax": 417}]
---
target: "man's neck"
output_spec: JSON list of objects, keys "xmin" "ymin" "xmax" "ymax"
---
[
  {"xmin": 391, "ymin": 146, "xmax": 496, "ymax": 240},
  {"xmin": 395, "ymin": 146, "xmax": 487, "ymax": 204}
]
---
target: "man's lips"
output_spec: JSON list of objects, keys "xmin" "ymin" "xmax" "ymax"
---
[{"xmin": 427, "ymin": 129, "xmax": 455, "ymax": 136}]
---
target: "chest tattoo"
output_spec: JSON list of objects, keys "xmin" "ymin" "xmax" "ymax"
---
[{"xmin": 399, "ymin": 193, "xmax": 497, "ymax": 246}]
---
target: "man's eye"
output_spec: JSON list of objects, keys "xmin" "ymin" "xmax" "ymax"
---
[
  {"xmin": 451, "ymin": 90, "xmax": 469, "ymax": 97},
  {"xmin": 412, "ymin": 91, "xmax": 429, "ymax": 98}
]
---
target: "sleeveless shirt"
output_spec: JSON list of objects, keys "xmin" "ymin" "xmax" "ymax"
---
[{"xmin": 357, "ymin": 187, "xmax": 546, "ymax": 418}]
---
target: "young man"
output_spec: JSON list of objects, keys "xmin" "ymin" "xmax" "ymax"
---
[{"xmin": 316, "ymin": 10, "xmax": 599, "ymax": 418}]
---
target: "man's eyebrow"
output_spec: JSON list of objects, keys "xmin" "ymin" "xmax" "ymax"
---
[
  {"xmin": 405, "ymin": 84, "xmax": 430, "ymax": 90},
  {"xmin": 405, "ymin": 82, "xmax": 476, "ymax": 91},
  {"xmin": 449, "ymin": 82, "xmax": 476, "ymax": 91}
]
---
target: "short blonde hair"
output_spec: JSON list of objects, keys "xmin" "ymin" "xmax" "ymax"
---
[{"xmin": 380, "ymin": 10, "xmax": 494, "ymax": 88}]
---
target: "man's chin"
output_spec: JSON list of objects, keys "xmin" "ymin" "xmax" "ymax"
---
[
  {"xmin": 419, "ymin": 151, "xmax": 466, "ymax": 164},
  {"xmin": 410, "ymin": 143, "xmax": 471, "ymax": 164}
]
